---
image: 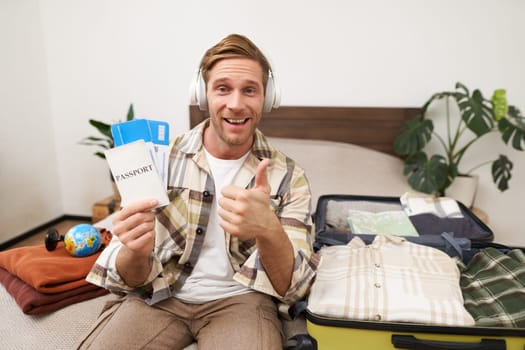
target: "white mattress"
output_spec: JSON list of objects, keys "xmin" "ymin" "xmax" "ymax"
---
[{"xmin": 0, "ymin": 284, "xmax": 113, "ymax": 350}]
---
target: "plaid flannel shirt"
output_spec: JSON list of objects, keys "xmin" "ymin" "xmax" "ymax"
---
[
  {"xmin": 458, "ymin": 247, "xmax": 525, "ymax": 327},
  {"xmin": 87, "ymin": 120, "xmax": 320, "ymax": 309}
]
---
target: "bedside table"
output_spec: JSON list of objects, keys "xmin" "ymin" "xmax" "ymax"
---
[{"xmin": 92, "ymin": 195, "xmax": 121, "ymax": 223}]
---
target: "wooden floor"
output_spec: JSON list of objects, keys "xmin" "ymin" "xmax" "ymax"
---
[{"xmin": 9, "ymin": 218, "xmax": 91, "ymax": 249}]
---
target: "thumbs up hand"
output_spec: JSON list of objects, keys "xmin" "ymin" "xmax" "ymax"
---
[
  {"xmin": 253, "ymin": 158, "xmax": 271, "ymax": 195},
  {"xmin": 219, "ymin": 159, "xmax": 278, "ymax": 240}
]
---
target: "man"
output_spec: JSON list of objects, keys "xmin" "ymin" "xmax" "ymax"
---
[{"xmin": 79, "ymin": 33, "xmax": 319, "ymax": 350}]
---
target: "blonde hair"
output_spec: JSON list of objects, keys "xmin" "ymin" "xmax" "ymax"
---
[{"xmin": 199, "ymin": 34, "xmax": 271, "ymax": 88}]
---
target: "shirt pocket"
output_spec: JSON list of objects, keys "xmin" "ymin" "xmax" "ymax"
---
[
  {"xmin": 163, "ymin": 187, "xmax": 191, "ymax": 234},
  {"xmin": 167, "ymin": 187, "xmax": 187, "ymax": 202}
]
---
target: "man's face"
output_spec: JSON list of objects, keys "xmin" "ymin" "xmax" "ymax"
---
[{"xmin": 204, "ymin": 57, "xmax": 265, "ymax": 159}]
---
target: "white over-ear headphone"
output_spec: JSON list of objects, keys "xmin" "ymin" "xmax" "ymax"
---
[{"xmin": 189, "ymin": 65, "xmax": 281, "ymax": 113}]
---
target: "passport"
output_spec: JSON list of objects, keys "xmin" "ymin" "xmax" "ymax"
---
[
  {"xmin": 104, "ymin": 140, "xmax": 169, "ymax": 208},
  {"xmin": 111, "ymin": 119, "xmax": 170, "ymax": 187}
]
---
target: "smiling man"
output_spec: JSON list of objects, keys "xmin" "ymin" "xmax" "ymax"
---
[
  {"xmin": 79, "ymin": 34, "xmax": 319, "ymax": 350},
  {"xmin": 204, "ymin": 57, "xmax": 264, "ymax": 157}
]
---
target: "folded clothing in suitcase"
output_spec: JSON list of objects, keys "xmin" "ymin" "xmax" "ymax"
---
[
  {"xmin": 289, "ymin": 193, "xmax": 525, "ymax": 350},
  {"xmin": 308, "ymin": 235, "xmax": 476, "ymax": 326},
  {"xmin": 304, "ymin": 247, "xmax": 525, "ymax": 350},
  {"xmin": 313, "ymin": 193, "xmax": 494, "ymax": 263}
]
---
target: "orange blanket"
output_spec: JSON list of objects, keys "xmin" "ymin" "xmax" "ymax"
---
[
  {"xmin": 0, "ymin": 267, "xmax": 108, "ymax": 314},
  {"xmin": 0, "ymin": 229, "xmax": 111, "ymax": 294}
]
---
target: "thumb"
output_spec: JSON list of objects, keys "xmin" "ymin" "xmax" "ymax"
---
[{"xmin": 254, "ymin": 159, "xmax": 271, "ymax": 194}]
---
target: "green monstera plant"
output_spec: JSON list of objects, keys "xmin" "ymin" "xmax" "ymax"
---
[
  {"xmin": 394, "ymin": 82, "xmax": 525, "ymax": 196},
  {"xmin": 79, "ymin": 103, "xmax": 135, "ymax": 159}
]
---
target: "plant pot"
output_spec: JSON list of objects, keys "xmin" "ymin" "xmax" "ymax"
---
[{"xmin": 444, "ymin": 175, "xmax": 478, "ymax": 208}]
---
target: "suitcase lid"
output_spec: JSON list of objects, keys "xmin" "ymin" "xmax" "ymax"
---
[{"xmin": 314, "ymin": 194, "xmax": 494, "ymax": 246}]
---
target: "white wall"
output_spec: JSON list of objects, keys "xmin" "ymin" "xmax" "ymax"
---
[
  {"xmin": 0, "ymin": 0, "xmax": 62, "ymax": 242},
  {"xmin": 2, "ymin": 0, "xmax": 524, "ymax": 246}
]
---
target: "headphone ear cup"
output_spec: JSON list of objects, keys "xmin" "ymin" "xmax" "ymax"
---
[
  {"xmin": 196, "ymin": 70, "xmax": 208, "ymax": 111},
  {"xmin": 189, "ymin": 69, "xmax": 208, "ymax": 111},
  {"xmin": 263, "ymin": 78, "xmax": 274, "ymax": 113},
  {"xmin": 263, "ymin": 71, "xmax": 280, "ymax": 113}
]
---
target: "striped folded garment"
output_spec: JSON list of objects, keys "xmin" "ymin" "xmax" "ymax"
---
[{"xmin": 459, "ymin": 247, "xmax": 525, "ymax": 327}]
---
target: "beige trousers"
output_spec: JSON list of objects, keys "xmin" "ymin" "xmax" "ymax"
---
[{"xmin": 76, "ymin": 292, "xmax": 283, "ymax": 350}]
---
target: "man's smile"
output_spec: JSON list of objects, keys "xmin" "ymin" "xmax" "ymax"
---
[{"xmin": 224, "ymin": 118, "xmax": 250, "ymax": 125}]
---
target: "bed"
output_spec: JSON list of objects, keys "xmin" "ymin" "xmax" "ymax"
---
[
  {"xmin": 190, "ymin": 105, "xmax": 419, "ymax": 155},
  {"xmin": 0, "ymin": 105, "xmax": 419, "ymax": 349},
  {"xmin": 191, "ymin": 105, "xmax": 419, "ymax": 206}
]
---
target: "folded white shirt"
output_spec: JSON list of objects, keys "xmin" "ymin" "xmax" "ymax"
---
[
  {"xmin": 400, "ymin": 192, "xmax": 463, "ymax": 218},
  {"xmin": 308, "ymin": 235, "xmax": 474, "ymax": 326}
]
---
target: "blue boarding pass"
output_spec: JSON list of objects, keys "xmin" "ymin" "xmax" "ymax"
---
[{"xmin": 111, "ymin": 119, "xmax": 170, "ymax": 187}]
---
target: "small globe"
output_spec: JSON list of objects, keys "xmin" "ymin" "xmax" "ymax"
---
[{"xmin": 64, "ymin": 224, "xmax": 102, "ymax": 257}]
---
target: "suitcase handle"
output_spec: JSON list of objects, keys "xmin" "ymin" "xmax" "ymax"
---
[
  {"xmin": 391, "ymin": 335, "xmax": 505, "ymax": 350},
  {"xmin": 284, "ymin": 334, "xmax": 317, "ymax": 350}
]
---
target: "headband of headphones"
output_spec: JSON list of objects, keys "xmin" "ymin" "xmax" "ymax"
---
[{"xmin": 189, "ymin": 64, "xmax": 281, "ymax": 113}]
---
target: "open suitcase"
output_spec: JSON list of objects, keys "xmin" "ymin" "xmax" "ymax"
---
[{"xmin": 290, "ymin": 194, "xmax": 525, "ymax": 350}]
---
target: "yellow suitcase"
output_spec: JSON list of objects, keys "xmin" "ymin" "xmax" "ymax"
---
[
  {"xmin": 305, "ymin": 313, "xmax": 525, "ymax": 350},
  {"xmin": 288, "ymin": 194, "xmax": 525, "ymax": 350}
]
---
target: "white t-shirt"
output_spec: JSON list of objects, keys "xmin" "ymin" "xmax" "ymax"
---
[{"xmin": 173, "ymin": 149, "xmax": 252, "ymax": 303}]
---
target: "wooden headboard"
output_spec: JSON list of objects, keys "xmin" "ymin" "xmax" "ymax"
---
[{"xmin": 189, "ymin": 105, "xmax": 420, "ymax": 155}]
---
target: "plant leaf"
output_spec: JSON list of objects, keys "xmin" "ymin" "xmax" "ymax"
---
[
  {"xmin": 127, "ymin": 103, "xmax": 134, "ymax": 121},
  {"xmin": 455, "ymin": 82, "xmax": 470, "ymax": 95},
  {"xmin": 456, "ymin": 88, "xmax": 494, "ymax": 137},
  {"xmin": 491, "ymin": 89, "xmax": 508, "ymax": 121},
  {"xmin": 80, "ymin": 135, "xmax": 113, "ymax": 148},
  {"xmin": 492, "ymin": 155, "xmax": 513, "ymax": 192},
  {"xmin": 94, "ymin": 151, "xmax": 106, "ymax": 159},
  {"xmin": 79, "ymin": 136, "xmax": 109, "ymax": 142},
  {"xmin": 498, "ymin": 105, "xmax": 525, "ymax": 151},
  {"xmin": 421, "ymin": 91, "xmax": 456, "ymax": 113},
  {"xmin": 403, "ymin": 152, "xmax": 452, "ymax": 195},
  {"xmin": 394, "ymin": 117, "xmax": 433, "ymax": 156},
  {"xmin": 81, "ymin": 104, "xmax": 136, "ymax": 160},
  {"xmin": 88, "ymin": 119, "xmax": 113, "ymax": 139}
]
